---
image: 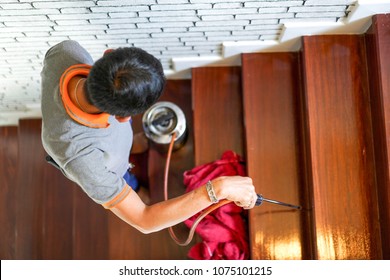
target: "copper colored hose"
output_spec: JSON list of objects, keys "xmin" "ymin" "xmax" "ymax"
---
[{"xmin": 164, "ymin": 132, "xmax": 232, "ymax": 246}]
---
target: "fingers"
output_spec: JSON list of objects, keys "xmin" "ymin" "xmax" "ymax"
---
[{"xmin": 216, "ymin": 176, "xmax": 256, "ymax": 210}]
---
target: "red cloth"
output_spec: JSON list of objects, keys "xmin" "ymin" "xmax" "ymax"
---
[{"xmin": 183, "ymin": 150, "xmax": 249, "ymax": 260}]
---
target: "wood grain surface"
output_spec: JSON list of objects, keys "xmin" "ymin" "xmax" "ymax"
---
[{"xmin": 301, "ymin": 35, "xmax": 382, "ymax": 259}]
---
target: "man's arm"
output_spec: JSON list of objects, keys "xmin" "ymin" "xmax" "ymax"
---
[{"xmin": 110, "ymin": 176, "xmax": 257, "ymax": 234}]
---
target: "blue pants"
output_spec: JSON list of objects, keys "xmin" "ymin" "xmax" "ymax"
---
[{"xmin": 123, "ymin": 170, "xmax": 140, "ymax": 192}]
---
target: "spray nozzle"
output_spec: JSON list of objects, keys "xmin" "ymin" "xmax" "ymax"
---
[{"xmin": 256, "ymin": 194, "xmax": 301, "ymax": 210}]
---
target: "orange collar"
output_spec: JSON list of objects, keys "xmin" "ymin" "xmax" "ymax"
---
[{"xmin": 59, "ymin": 64, "xmax": 110, "ymax": 128}]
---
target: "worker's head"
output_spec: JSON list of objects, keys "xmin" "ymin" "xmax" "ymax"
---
[{"xmin": 85, "ymin": 47, "xmax": 166, "ymax": 118}]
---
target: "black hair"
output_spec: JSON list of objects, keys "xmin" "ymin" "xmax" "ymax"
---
[{"xmin": 85, "ymin": 47, "xmax": 166, "ymax": 117}]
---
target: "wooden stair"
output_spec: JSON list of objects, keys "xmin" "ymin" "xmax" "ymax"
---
[
  {"xmin": 1, "ymin": 14, "xmax": 390, "ymax": 260},
  {"xmin": 191, "ymin": 14, "xmax": 390, "ymax": 259}
]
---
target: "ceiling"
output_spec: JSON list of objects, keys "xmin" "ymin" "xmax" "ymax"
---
[{"xmin": 0, "ymin": 0, "xmax": 388, "ymax": 126}]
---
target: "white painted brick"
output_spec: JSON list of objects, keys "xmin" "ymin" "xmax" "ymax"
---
[
  {"xmin": 105, "ymin": 28, "xmax": 161, "ymax": 35},
  {"xmin": 4, "ymin": 44, "xmax": 50, "ymax": 52},
  {"xmin": 180, "ymin": 36, "xmax": 207, "ymax": 42},
  {"xmin": 54, "ymin": 20, "xmax": 90, "ymax": 26},
  {"xmin": 184, "ymin": 41, "xmax": 221, "ymax": 47},
  {"xmin": 22, "ymin": 32, "xmax": 51, "ymax": 38},
  {"xmin": 166, "ymin": 46, "xmax": 193, "ymax": 51},
  {"xmin": 204, "ymin": 31, "xmax": 231, "ymax": 36},
  {"xmin": 213, "ymin": 3, "xmax": 241, "ymax": 9},
  {"xmin": 137, "ymin": 22, "xmax": 194, "ymax": 28},
  {"xmin": 48, "ymin": 13, "xmax": 108, "ymax": 20},
  {"xmin": 296, "ymin": 12, "xmax": 346, "ymax": 18},
  {"xmin": 0, "ymin": 3, "xmax": 33, "ymax": 9},
  {"xmin": 1, "ymin": 26, "xmax": 54, "ymax": 32},
  {"xmin": 139, "ymin": 10, "xmax": 196, "ymax": 17},
  {"xmin": 197, "ymin": 8, "xmax": 257, "ymax": 16},
  {"xmin": 51, "ymin": 30, "xmax": 106, "ymax": 36},
  {"xmin": 67, "ymin": 35, "xmax": 99, "ymax": 41},
  {"xmin": 157, "ymin": 0, "xmax": 188, "ymax": 4},
  {"xmin": 259, "ymin": 7, "xmax": 289, "ymax": 14},
  {"xmin": 151, "ymin": 32, "xmax": 203, "ymax": 38},
  {"xmin": 108, "ymin": 23, "xmax": 137, "ymax": 29},
  {"xmin": 93, "ymin": 6, "xmax": 149, "ymax": 13},
  {"xmin": 32, "ymin": 1, "xmax": 95, "ymax": 9},
  {"xmin": 260, "ymin": 34, "xmax": 280, "ymax": 40},
  {"xmin": 53, "ymin": 24, "xmax": 107, "ymax": 31},
  {"xmin": 195, "ymin": 20, "xmax": 249, "ymax": 27},
  {"xmin": 16, "ymin": 36, "xmax": 69, "ymax": 43},
  {"xmin": 130, "ymin": 37, "xmax": 181, "ymax": 44},
  {"xmin": 133, "ymin": 40, "xmax": 183, "ymax": 47},
  {"xmin": 207, "ymin": 35, "xmax": 259, "ymax": 41},
  {"xmin": 4, "ymin": 20, "xmax": 55, "ymax": 27},
  {"xmin": 280, "ymin": 18, "xmax": 337, "ymax": 23},
  {"xmin": 244, "ymin": 1, "xmax": 304, "ymax": 8},
  {"xmin": 0, "ymin": 32, "xmax": 24, "ymax": 38},
  {"xmin": 201, "ymin": 15, "xmax": 235, "ymax": 21},
  {"xmin": 289, "ymin": 6, "xmax": 348, "ymax": 13},
  {"xmin": 0, "ymin": 15, "xmax": 48, "ymax": 22},
  {"xmin": 235, "ymin": 14, "xmax": 280, "ymax": 22},
  {"xmin": 149, "ymin": 16, "xmax": 200, "ymax": 23},
  {"xmin": 305, "ymin": 0, "xmax": 356, "ymax": 6},
  {"xmin": 0, "ymin": 9, "xmax": 60, "ymax": 16},
  {"xmin": 59, "ymin": 8, "xmax": 90, "ymax": 14},
  {"xmin": 0, "ymin": 38, "xmax": 17, "ymax": 43},
  {"xmin": 96, "ymin": 33, "xmax": 152, "ymax": 41},
  {"xmin": 233, "ymin": 30, "xmax": 279, "ymax": 36},
  {"xmin": 96, "ymin": 0, "xmax": 156, "ymax": 6},
  {"xmin": 244, "ymin": 24, "xmax": 282, "ymax": 31},
  {"xmin": 162, "ymin": 27, "xmax": 188, "ymax": 32},
  {"xmin": 89, "ymin": 18, "xmax": 140, "ymax": 25},
  {"xmin": 151, "ymin": 4, "xmax": 212, "ymax": 11},
  {"xmin": 189, "ymin": 0, "xmax": 244, "ymax": 3},
  {"xmin": 252, "ymin": 13, "xmax": 295, "ymax": 20},
  {"xmin": 189, "ymin": 25, "xmax": 244, "ymax": 32}
]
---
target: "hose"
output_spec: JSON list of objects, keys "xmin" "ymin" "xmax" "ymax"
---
[
  {"xmin": 163, "ymin": 132, "xmax": 231, "ymax": 246},
  {"xmin": 163, "ymin": 132, "xmax": 301, "ymax": 246}
]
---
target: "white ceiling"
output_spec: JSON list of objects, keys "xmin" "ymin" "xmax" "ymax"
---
[{"xmin": 0, "ymin": 0, "xmax": 389, "ymax": 126}]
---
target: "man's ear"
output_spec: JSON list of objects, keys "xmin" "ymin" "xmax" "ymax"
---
[
  {"xmin": 103, "ymin": 49, "xmax": 114, "ymax": 56},
  {"xmin": 115, "ymin": 116, "xmax": 131, "ymax": 123}
]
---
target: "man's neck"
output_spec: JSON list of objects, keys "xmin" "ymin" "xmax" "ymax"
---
[{"xmin": 68, "ymin": 76, "xmax": 101, "ymax": 114}]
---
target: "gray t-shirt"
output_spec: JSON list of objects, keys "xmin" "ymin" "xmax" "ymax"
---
[{"xmin": 41, "ymin": 40, "xmax": 133, "ymax": 205}]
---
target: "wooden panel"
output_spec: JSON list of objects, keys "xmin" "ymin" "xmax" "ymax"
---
[
  {"xmin": 0, "ymin": 127, "xmax": 18, "ymax": 259},
  {"xmin": 72, "ymin": 187, "xmax": 108, "ymax": 259},
  {"xmin": 108, "ymin": 79, "xmax": 195, "ymax": 259},
  {"xmin": 301, "ymin": 35, "xmax": 382, "ymax": 259},
  {"xmin": 366, "ymin": 14, "xmax": 390, "ymax": 259},
  {"xmin": 241, "ymin": 53, "xmax": 310, "ymax": 259},
  {"xmin": 366, "ymin": 15, "xmax": 390, "ymax": 259},
  {"xmin": 16, "ymin": 119, "xmax": 74, "ymax": 259},
  {"xmin": 192, "ymin": 67, "xmax": 244, "ymax": 165}
]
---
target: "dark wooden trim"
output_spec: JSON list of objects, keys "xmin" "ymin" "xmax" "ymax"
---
[
  {"xmin": 365, "ymin": 14, "xmax": 390, "ymax": 259},
  {"xmin": 0, "ymin": 127, "xmax": 18, "ymax": 259}
]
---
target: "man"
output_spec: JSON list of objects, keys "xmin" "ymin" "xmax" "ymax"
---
[{"xmin": 41, "ymin": 40, "xmax": 257, "ymax": 234}]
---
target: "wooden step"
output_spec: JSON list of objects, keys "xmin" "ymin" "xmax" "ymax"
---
[
  {"xmin": 365, "ymin": 14, "xmax": 390, "ymax": 259},
  {"xmin": 0, "ymin": 126, "xmax": 18, "ymax": 259},
  {"xmin": 241, "ymin": 52, "xmax": 310, "ymax": 259},
  {"xmin": 301, "ymin": 35, "xmax": 382, "ymax": 259},
  {"xmin": 192, "ymin": 66, "xmax": 244, "ymax": 165},
  {"xmin": 15, "ymin": 119, "xmax": 72, "ymax": 259},
  {"xmin": 14, "ymin": 119, "xmax": 108, "ymax": 259}
]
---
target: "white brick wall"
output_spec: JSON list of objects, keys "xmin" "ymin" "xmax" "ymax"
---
[{"xmin": 0, "ymin": 0, "xmax": 358, "ymax": 125}]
